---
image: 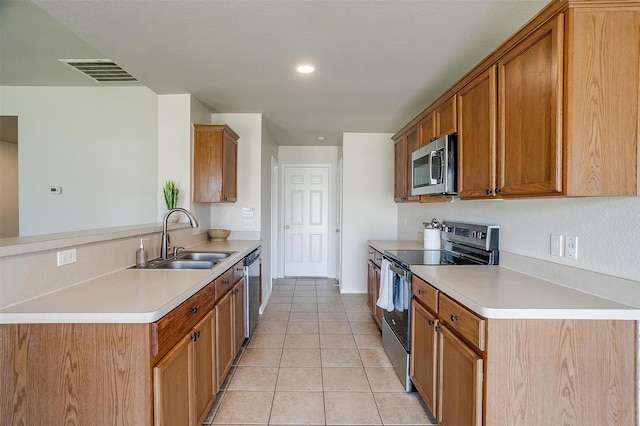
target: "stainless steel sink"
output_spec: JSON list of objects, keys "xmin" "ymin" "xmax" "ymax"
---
[
  {"xmin": 131, "ymin": 251, "xmax": 236, "ymax": 270},
  {"xmin": 151, "ymin": 260, "xmax": 215, "ymax": 270},
  {"xmin": 177, "ymin": 251, "xmax": 236, "ymax": 261},
  {"xmin": 132, "ymin": 258, "xmax": 216, "ymax": 270}
]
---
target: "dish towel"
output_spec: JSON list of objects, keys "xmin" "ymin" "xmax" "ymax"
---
[
  {"xmin": 393, "ymin": 275, "xmax": 410, "ymax": 312},
  {"xmin": 376, "ymin": 259, "xmax": 395, "ymax": 312}
]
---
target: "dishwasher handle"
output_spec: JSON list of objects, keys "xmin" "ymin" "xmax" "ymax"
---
[{"xmin": 244, "ymin": 249, "xmax": 261, "ymax": 266}]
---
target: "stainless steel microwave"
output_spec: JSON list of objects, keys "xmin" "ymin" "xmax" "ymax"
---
[{"xmin": 410, "ymin": 134, "xmax": 457, "ymax": 196}]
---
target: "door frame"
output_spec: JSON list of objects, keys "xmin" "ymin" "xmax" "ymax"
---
[{"xmin": 279, "ymin": 163, "xmax": 335, "ymax": 278}]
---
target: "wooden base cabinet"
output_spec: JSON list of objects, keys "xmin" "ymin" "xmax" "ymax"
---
[
  {"xmin": 215, "ymin": 289, "xmax": 234, "ymax": 391},
  {"xmin": 410, "ymin": 276, "xmax": 637, "ymax": 426},
  {"xmin": 438, "ymin": 325, "xmax": 483, "ymax": 426},
  {"xmin": 232, "ymin": 278, "xmax": 246, "ymax": 355},
  {"xmin": 153, "ymin": 310, "xmax": 215, "ymax": 426},
  {"xmin": 367, "ymin": 246, "xmax": 383, "ymax": 328},
  {"xmin": 410, "ymin": 300, "xmax": 439, "ymax": 418}
]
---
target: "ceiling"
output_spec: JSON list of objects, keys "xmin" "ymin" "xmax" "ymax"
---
[{"xmin": 1, "ymin": 0, "xmax": 548, "ymax": 146}]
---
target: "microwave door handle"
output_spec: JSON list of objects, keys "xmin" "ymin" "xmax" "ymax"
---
[{"xmin": 429, "ymin": 150, "xmax": 438, "ymax": 183}]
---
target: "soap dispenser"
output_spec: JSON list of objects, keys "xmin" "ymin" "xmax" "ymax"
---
[{"xmin": 136, "ymin": 238, "xmax": 149, "ymax": 268}]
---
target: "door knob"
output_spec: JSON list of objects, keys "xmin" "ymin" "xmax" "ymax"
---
[{"xmin": 285, "ymin": 225, "xmax": 290, "ymax": 229}]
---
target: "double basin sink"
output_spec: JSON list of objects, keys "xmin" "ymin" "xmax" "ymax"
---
[{"xmin": 138, "ymin": 250, "xmax": 236, "ymax": 270}]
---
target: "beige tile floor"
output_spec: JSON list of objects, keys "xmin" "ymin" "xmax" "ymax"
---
[{"xmin": 202, "ymin": 278, "xmax": 436, "ymax": 426}]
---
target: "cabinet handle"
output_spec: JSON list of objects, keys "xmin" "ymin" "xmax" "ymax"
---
[
  {"xmin": 223, "ymin": 280, "xmax": 230, "ymax": 285},
  {"xmin": 450, "ymin": 314, "xmax": 458, "ymax": 322},
  {"xmin": 495, "ymin": 188, "xmax": 502, "ymax": 194},
  {"xmin": 435, "ymin": 325, "xmax": 441, "ymax": 333},
  {"xmin": 428, "ymin": 320, "xmax": 435, "ymax": 326},
  {"xmin": 485, "ymin": 188, "xmax": 492, "ymax": 195},
  {"xmin": 191, "ymin": 332, "xmax": 198, "ymax": 342},
  {"xmin": 195, "ymin": 331, "xmax": 201, "ymax": 339},
  {"xmin": 417, "ymin": 289, "xmax": 424, "ymax": 295},
  {"xmin": 191, "ymin": 307, "xmax": 198, "ymax": 314}
]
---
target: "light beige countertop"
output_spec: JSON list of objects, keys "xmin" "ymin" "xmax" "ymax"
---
[
  {"xmin": 0, "ymin": 240, "xmax": 260, "ymax": 324},
  {"xmin": 369, "ymin": 240, "xmax": 640, "ymax": 320}
]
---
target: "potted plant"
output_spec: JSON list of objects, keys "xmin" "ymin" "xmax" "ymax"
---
[{"xmin": 163, "ymin": 180, "xmax": 179, "ymax": 212}]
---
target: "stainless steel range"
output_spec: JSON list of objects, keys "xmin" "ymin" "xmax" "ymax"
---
[{"xmin": 379, "ymin": 221, "xmax": 499, "ymax": 391}]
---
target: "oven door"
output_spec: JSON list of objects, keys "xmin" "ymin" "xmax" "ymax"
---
[{"xmin": 382, "ymin": 262, "xmax": 412, "ymax": 351}]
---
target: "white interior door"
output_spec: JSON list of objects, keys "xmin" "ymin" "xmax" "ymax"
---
[{"xmin": 283, "ymin": 166, "xmax": 329, "ymax": 277}]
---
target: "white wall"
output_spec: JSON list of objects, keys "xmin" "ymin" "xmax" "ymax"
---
[
  {"xmin": 260, "ymin": 124, "xmax": 278, "ymax": 305},
  {"xmin": 277, "ymin": 146, "xmax": 340, "ymax": 279},
  {"xmin": 0, "ymin": 86, "xmax": 158, "ymax": 236},
  {"xmin": 209, "ymin": 113, "xmax": 262, "ymax": 239},
  {"xmin": 0, "ymin": 141, "xmax": 19, "ymax": 237},
  {"xmin": 398, "ymin": 196, "xmax": 640, "ymax": 282},
  {"xmin": 156, "ymin": 94, "xmax": 213, "ymax": 231},
  {"xmin": 342, "ymin": 133, "xmax": 397, "ymax": 293},
  {"xmin": 157, "ymin": 95, "xmax": 192, "ymax": 220}
]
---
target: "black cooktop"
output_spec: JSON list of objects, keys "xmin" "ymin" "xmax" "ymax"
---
[{"xmin": 384, "ymin": 249, "xmax": 445, "ymax": 266}]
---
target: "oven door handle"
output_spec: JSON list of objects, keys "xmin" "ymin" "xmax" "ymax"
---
[{"xmin": 389, "ymin": 263, "xmax": 408, "ymax": 277}]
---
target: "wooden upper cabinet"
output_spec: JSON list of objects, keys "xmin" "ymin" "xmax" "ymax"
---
[
  {"xmin": 436, "ymin": 94, "xmax": 457, "ymax": 138},
  {"xmin": 193, "ymin": 124, "xmax": 239, "ymax": 203},
  {"xmin": 564, "ymin": 7, "xmax": 640, "ymax": 196},
  {"xmin": 419, "ymin": 113, "xmax": 436, "ymax": 147},
  {"xmin": 498, "ymin": 15, "xmax": 563, "ymax": 197},
  {"xmin": 393, "ymin": 127, "xmax": 419, "ymax": 203},
  {"xmin": 458, "ymin": 66, "xmax": 497, "ymax": 199}
]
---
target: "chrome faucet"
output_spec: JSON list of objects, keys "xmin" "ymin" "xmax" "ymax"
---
[{"xmin": 161, "ymin": 208, "xmax": 199, "ymax": 259}]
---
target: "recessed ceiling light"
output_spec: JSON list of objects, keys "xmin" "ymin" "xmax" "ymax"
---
[
  {"xmin": 296, "ymin": 64, "xmax": 315, "ymax": 74},
  {"xmin": 317, "ymin": 136, "xmax": 325, "ymax": 142}
]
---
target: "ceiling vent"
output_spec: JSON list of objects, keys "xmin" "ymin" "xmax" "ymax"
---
[{"xmin": 58, "ymin": 59, "xmax": 138, "ymax": 83}]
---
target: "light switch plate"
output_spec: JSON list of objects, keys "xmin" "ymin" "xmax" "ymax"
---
[{"xmin": 550, "ymin": 234, "xmax": 563, "ymax": 257}]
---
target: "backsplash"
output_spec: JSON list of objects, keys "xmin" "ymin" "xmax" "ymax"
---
[{"xmin": 0, "ymin": 226, "xmax": 207, "ymax": 309}]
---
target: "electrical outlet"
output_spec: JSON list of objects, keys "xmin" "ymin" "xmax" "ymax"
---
[
  {"xmin": 550, "ymin": 234, "xmax": 563, "ymax": 257},
  {"xmin": 565, "ymin": 236, "xmax": 578, "ymax": 259},
  {"xmin": 57, "ymin": 248, "xmax": 77, "ymax": 266},
  {"xmin": 243, "ymin": 219, "xmax": 253, "ymax": 229}
]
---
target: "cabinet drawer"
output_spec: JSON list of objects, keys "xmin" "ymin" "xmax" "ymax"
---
[
  {"xmin": 215, "ymin": 268, "xmax": 235, "ymax": 302},
  {"xmin": 374, "ymin": 250, "xmax": 383, "ymax": 267},
  {"xmin": 439, "ymin": 294, "xmax": 485, "ymax": 352},
  {"xmin": 412, "ymin": 276, "xmax": 438, "ymax": 313},
  {"xmin": 232, "ymin": 260, "xmax": 245, "ymax": 284},
  {"xmin": 152, "ymin": 282, "xmax": 214, "ymax": 358}
]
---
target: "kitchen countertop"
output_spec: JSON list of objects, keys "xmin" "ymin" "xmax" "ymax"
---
[
  {"xmin": 0, "ymin": 240, "xmax": 260, "ymax": 324},
  {"xmin": 369, "ymin": 240, "xmax": 640, "ymax": 320}
]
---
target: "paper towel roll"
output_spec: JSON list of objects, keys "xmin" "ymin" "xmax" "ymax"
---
[{"xmin": 423, "ymin": 228, "xmax": 441, "ymax": 250}]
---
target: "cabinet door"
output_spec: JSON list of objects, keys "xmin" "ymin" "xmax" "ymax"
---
[
  {"xmin": 192, "ymin": 311, "xmax": 215, "ymax": 426},
  {"xmin": 438, "ymin": 325, "xmax": 483, "ymax": 426},
  {"xmin": 410, "ymin": 300, "xmax": 438, "ymax": 418},
  {"xmin": 232, "ymin": 279, "xmax": 246, "ymax": 354},
  {"xmin": 436, "ymin": 95, "xmax": 457, "ymax": 138},
  {"xmin": 222, "ymin": 132, "xmax": 238, "ymax": 202},
  {"xmin": 419, "ymin": 112, "xmax": 436, "ymax": 147},
  {"xmin": 215, "ymin": 290, "xmax": 234, "ymax": 390},
  {"xmin": 367, "ymin": 260, "xmax": 375, "ymax": 311},
  {"xmin": 498, "ymin": 16, "xmax": 563, "ymax": 196},
  {"xmin": 153, "ymin": 333, "xmax": 191, "ymax": 426},
  {"xmin": 393, "ymin": 137, "xmax": 406, "ymax": 202},
  {"xmin": 373, "ymin": 265, "xmax": 383, "ymax": 327},
  {"xmin": 457, "ymin": 66, "xmax": 498, "ymax": 199}
]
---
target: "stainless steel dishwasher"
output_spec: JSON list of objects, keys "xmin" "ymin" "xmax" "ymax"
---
[{"xmin": 244, "ymin": 248, "xmax": 261, "ymax": 338}]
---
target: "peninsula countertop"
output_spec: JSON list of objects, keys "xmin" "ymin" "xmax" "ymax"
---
[
  {"xmin": 369, "ymin": 240, "xmax": 640, "ymax": 320},
  {"xmin": 0, "ymin": 240, "xmax": 260, "ymax": 324}
]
